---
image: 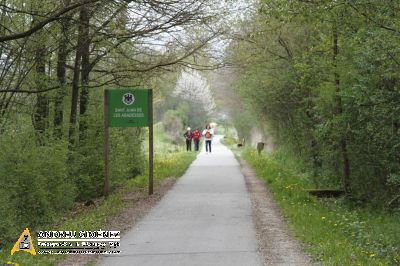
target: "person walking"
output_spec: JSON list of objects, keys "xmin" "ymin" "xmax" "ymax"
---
[
  {"xmin": 202, "ymin": 124, "xmax": 213, "ymax": 153},
  {"xmin": 192, "ymin": 128, "xmax": 201, "ymax": 152},
  {"xmin": 183, "ymin": 127, "xmax": 193, "ymax": 152}
]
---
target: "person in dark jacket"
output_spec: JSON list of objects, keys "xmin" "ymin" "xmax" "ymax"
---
[{"xmin": 183, "ymin": 127, "xmax": 193, "ymax": 151}]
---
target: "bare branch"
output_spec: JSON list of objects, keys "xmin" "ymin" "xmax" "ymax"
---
[{"xmin": 0, "ymin": 0, "xmax": 101, "ymax": 42}]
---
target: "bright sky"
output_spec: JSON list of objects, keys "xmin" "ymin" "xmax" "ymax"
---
[{"xmin": 126, "ymin": 0, "xmax": 256, "ymax": 59}]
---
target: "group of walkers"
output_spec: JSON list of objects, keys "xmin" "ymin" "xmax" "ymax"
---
[{"xmin": 184, "ymin": 124, "xmax": 214, "ymax": 153}]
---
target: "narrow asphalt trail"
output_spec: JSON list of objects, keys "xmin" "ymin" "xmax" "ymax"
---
[{"xmin": 98, "ymin": 136, "xmax": 263, "ymax": 266}]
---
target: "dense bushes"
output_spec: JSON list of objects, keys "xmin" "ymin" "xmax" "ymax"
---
[
  {"xmin": 0, "ymin": 102, "xmax": 146, "ymax": 244},
  {"xmin": 0, "ymin": 132, "xmax": 75, "ymax": 242},
  {"xmin": 230, "ymin": 1, "xmax": 400, "ymax": 206}
]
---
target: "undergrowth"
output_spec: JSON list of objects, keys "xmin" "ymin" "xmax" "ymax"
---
[{"xmin": 243, "ymin": 148, "xmax": 400, "ymax": 266}]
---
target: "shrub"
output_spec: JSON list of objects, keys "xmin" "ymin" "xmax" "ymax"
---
[{"xmin": 0, "ymin": 132, "xmax": 76, "ymax": 243}]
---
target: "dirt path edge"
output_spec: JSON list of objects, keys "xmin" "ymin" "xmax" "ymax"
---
[{"xmin": 239, "ymin": 158, "xmax": 314, "ymax": 266}]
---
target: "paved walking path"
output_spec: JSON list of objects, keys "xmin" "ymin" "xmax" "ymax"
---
[{"xmin": 99, "ymin": 136, "xmax": 263, "ymax": 266}]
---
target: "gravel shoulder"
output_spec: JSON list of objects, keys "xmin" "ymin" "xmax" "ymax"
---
[{"xmin": 239, "ymin": 158, "xmax": 314, "ymax": 266}]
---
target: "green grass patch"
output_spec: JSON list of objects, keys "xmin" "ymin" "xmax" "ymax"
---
[
  {"xmin": 242, "ymin": 148, "xmax": 400, "ymax": 266},
  {"xmin": 142, "ymin": 122, "xmax": 183, "ymax": 154},
  {"xmin": 221, "ymin": 136, "xmax": 237, "ymax": 146},
  {"xmin": 124, "ymin": 151, "xmax": 196, "ymax": 190},
  {"xmin": 0, "ymin": 151, "xmax": 195, "ymax": 266}
]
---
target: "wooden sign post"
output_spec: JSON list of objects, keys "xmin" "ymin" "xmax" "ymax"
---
[
  {"xmin": 104, "ymin": 89, "xmax": 154, "ymax": 197},
  {"xmin": 148, "ymin": 89, "xmax": 153, "ymax": 195},
  {"xmin": 103, "ymin": 90, "xmax": 110, "ymax": 196}
]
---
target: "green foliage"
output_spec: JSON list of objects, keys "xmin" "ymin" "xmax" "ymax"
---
[
  {"xmin": 165, "ymin": 98, "xmax": 209, "ymax": 128},
  {"xmin": 243, "ymin": 148, "xmax": 400, "ymax": 265},
  {"xmin": 230, "ymin": 0, "xmax": 400, "ymax": 205},
  {"xmin": 67, "ymin": 92, "xmax": 146, "ymax": 201},
  {"xmin": 221, "ymin": 136, "xmax": 237, "ymax": 146},
  {"xmin": 111, "ymin": 128, "xmax": 146, "ymax": 181},
  {"xmin": 0, "ymin": 89, "xmax": 147, "ymax": 244},
  {"xmin": 155, "ymin": 153, "xmax": 194, "ymax": 181},
  {"xmin": 0, "ymin": 131, "xmax": 76, "ymax": 243},
  {"xmin": 123, "ymin": 152, "xmax": 196, "ymax": 190},
  {"xmin": 162, "ymin": 109, "xmax": 185, "ymax": 141},
  {"xmin": 232, "ymin": 108, "xmax": 255, "ymax": 141}
]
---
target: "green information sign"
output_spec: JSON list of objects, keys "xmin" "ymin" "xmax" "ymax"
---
[
  {"xmin": 107, "ymin": 89, "xmax": 149, "ymax": 127},
  {"xmin": 103, "ymin": 88, "xmax": 154, "ymax": 197}
]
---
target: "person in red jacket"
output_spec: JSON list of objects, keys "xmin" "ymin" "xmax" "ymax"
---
[
  {"xmin": 192, "ymin": 128, "xmax": 201, "ymax": 152},
  {"xmin": 183, "ymin": 127, "xmax": 193, "ymax": 151}
]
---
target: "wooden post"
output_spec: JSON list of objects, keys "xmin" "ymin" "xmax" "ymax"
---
[
  {"xmin": 148, "ymin": 89, "xmax": 154, "ymax": 195},
  {"xmin": 103, "ymin": 89, "xmax": 110, "ymax": 197}
]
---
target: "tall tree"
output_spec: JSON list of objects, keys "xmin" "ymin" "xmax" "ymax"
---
[
  {"xmin": 31, "ymin": 6, "xmax": 49, "ymax": 142},
  {"xmin": 332, "ymin": 20, "xmax": 350, "ymax": 193},
  {"xmin": 69, "ymin": 2, "xmax": 89, "ymax": 146},
  {"xmin": 54, "ymin": 0, "xmax": 72, "ymax": 139}
]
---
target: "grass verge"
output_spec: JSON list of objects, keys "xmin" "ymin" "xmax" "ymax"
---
[
  {"xmin": 241, "ymin": 148, "xmax": 400, "ymax": 266},
  {"xmin": 0, "ymin": 151, "xmax": 196, "ymax": 266}
]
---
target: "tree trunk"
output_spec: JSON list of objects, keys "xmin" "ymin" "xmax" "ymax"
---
[
  {"xmin": 333, "ymin": 22, "xmax": 350, "ymax": 193},
  {"xmin": 32, "ymin": 33, "xmax": 48, "ymax": 143},
  {"xmin": 78, "ymin": 11, "xmax": 90, "ymax": 141},
  {"xmin": 68, "ymin": 3, "xmax": 89, "ymax": 147},
  {"xmin": 305, "ymin": 95, "xmax": 321, "ymax": 181},
  {"xmin": 54, "ymin": 0, "xmax": 71, "ymax": 139}
]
